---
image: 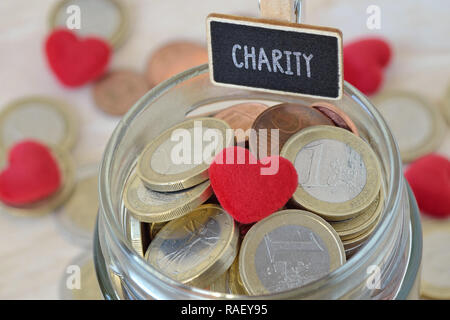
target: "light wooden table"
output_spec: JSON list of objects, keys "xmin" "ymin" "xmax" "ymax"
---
[{"xmin": 0, "ymin": 0, "xmax": 449, "ymax": 299}]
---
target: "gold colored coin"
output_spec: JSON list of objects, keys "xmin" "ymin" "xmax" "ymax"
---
[
  {"xmin": 123, "ymin": 209, "xmax": 150, "ymax": 257},
  {"xmin": 61, "ymin": 254, "xmax": 103, "ymax": 300},
  {"xmin": 207, "ymin": 270, "xmax": 230, "ymax": 294},
  {"xmin": 228, "ymin": 255, "xmax": 247, "ymax": 295},
  {"xmin": 123, "ymin": 173, "xmax": 212, "ymax": 223},
  {"xmin": 137, "ymin": 118, "xmax": 233, "ymax": 192},
  {"xmin": 145, "ymin": 204, "xmax": 239, "ymax": 287},
  {"xmin": 56, "ymin": 164, "xmax": 99, "ymax": 243},
  {"xmin": 342, "ymin": 211, "xmax": 383, "ymax": 250},
  {"xmin": 149, "ymin": 222, "xmax": 168, "ymax": 240},
  {"xmin": 1, "ymin": 147, "xmax": 75, "ymax": 216},
  {"xmin": 373, "ymin": 91, "xmax": 445, "ymax": 163},
  {"xmin": 420, "ymin": 219, "xmax": 450, "ymax": 300},
  {"xmin": 48, "ymin": 0, "xmax": 128, "ymax": 49},
  {"xmin": 280, "ymin": 126, "xmax": 382, "ymax": 221},
  {"xmin": 239, "ymin": 209, "xmax": 345, "ymax": 295},
  {"xmin": 330, "ymin": 188, "xmax": 384, "ymax": 241},
  {"xmin": 0, "ymin": 96, "xmax": 77, "ymax": 152}
]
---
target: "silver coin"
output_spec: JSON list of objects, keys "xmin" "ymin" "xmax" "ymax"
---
[
  {"xmin": 294, "ymin": 139, "xmax": 367, "ymax": 203},
  {"xmin": 254, "ymin": 224, "xmax": 330, "ymax": 293},
  {"xmin": 49, "ymin": 0, "xmax": 127, "ymax": 48}
]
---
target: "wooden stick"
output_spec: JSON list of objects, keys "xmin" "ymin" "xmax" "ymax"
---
[{"xmin": 260, "ymin": 0, "xmax": 296, "ymax": 23}]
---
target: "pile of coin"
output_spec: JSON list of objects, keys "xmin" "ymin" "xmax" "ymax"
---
[{"xmin": 123, "ymin": 101, "xmax": 385, "ymax": 295}]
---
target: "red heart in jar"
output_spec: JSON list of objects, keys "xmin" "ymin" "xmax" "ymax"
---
[{"xmin": 209, "ymin": 146, "xmax": 298, "ymax": 223}]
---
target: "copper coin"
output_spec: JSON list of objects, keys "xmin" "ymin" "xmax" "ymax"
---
[
  {"xmin": 214, "ymin": 103, "xmax": 268, "ymax": 143},
  {"xmin": 146, "ymin": 41, "xmax": 208, "ymax": 86},
  {"xmin": 93, "ymin": 70, "xmax": 150, "ymax": 116},
  {"xmin": 310, "ymin": 101, "xmax": 359, "ymax": 136},
  {"xmin": 250, "ymin": 103, "xmax": 334, "ymax": 156}
]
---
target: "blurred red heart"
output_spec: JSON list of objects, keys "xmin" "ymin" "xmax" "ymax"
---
[
  {"xmin": 344, "ymin": 38, "xmax": 392, "ymax": 95},
  {"xmin": 0, "ymin": 141, "xmax": 61, "ymax": 205},
  {"xmin": 405, "ymin": 154, "xmax": 450, "ymax": 218},
  {"xmin": 209, "ymin": 146, "xmax": 298, "ymax": 223},
  {"xmin": 45, "ymin": 29, "xmax": 111, "ymax": 87}
]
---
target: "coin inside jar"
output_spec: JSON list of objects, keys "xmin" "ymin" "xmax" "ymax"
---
[
  {"xmin": 123, "ymin": 173, "xmax": 212, "ymax": 223},
  {"xmin": 137, "ymin": 118, "xmax": 233, "ymax": 192},
  {"xmin": 146, "ymin": 41, "xmax": 208, "ymax": 86},
  {"xmin": 93, "ymin": 70, "xmax": 150, "ymax": 116},
  {"xmin": 309, "ymin": 101, "xmax": 359, "ymax": 136},
  {"xmin": 0, "ymin": 96, "xmax": 77, "ymax": 151},
  {"xmin": 239, "ymin": 209, "xmax": 345, "ymax": 295},
  {"xmin": 373, "ymin": 91, "xmax": 445, "ymax": 162},
  {"xmin": 214, "ymin": 102, "xmax": 268, "ymax": 144},
  {"xmin": 249, "ymin": 103, "xmax": 334, "ymax": 157},
  {"xmin": 123, "ymin": 209, "xmax": 150, "ymax": 257},
  {"xmin": 145, "ymin": 204, "xmax": 239, "ymax": 287},
  {"xmin": 49, "ymin": 0, "xmax": 128, "ymax": 49},
  {"xmin": 280, "ymin": 126, "xmax": 381, "ymax": 221}
]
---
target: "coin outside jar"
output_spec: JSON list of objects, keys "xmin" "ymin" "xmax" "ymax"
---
[
  {"xmin": 145, "ymin": 204, "xmax": 239, "ymax": 287},
  {"xmin": 123, "ymin": 173, "xmax": 212, "ymax": 223},
  {"xmin": 280, "ymin": 125, "xmax": 382, "ymax": 221},
  {"xmin": 239, "ymin": 210, "xmax": 345, "ymax": 295},
  {"xmin": 146, "ymin": 41, "xmax": 208, "ymax": 86},
  {"xmin": 250, "ymin": 103, "xmax": 334, "ymax": 157},
  {"xmin": 137, "ymin": 118, "xmax": 233, "ymax": 192},
  {"xmin": 0, "ymin": 96, "xmax": 77, "ymax": 152},
  {"xmin": 93, "ymin": 70, "xmax": 150, "ymax": 116}
]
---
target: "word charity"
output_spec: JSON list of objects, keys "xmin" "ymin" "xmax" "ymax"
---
[{"xmin": 231, "ymin": 44, "xmax": 314, "ymax": 78}]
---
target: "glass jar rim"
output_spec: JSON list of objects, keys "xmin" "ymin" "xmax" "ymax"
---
[{"xmin": 98, "ymin": 64, "xmax": 403, "ymax": 298}]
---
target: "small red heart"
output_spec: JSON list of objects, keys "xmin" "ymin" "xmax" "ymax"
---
[
  {"xmin": 405, "ymin": 154, "xmax": 450, "ymax": 218},
  {"xmin": 209, "ymin": 147, "xmax": 298, "ymax": 223},
  {"xmin": 45, "ymin": 29, "xmax": 111, "ymax": 87},
  {"xmin": 0, "ymin": 140, "xmax": 61, "ymax": 205},
  {"xmin": 344, "ymin": 38, "xmax": 392, "ymax": 95}
]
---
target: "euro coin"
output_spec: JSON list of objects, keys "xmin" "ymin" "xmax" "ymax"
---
[
  {"xmin": 123, "ymin": 208, "xmax": 150, "ymax": 257},
  {"xmin": 0, "ymin": 96, "xmax": 77, "ymax": 151},
  {"xmin": 214, "ymin": 102, "xmax": 268, "ymax": 143},
  {"xmin": 309, "ymin": 101, "xmax": 359, "ymax": 136},
  {"xmin": 48, "ymin": 0, "xmax": 128, "ymax": 49},
  {"xmin": 280, "ymin": 125, "xmax": 381, "ymax": 221},
  {"xmin": 420, "ymin": 220, "xmax": 450, "ymax": 299},
  {"xmin": 123, "ymin": 173, "xmax": 212, "ymax": 223},
  {"xmin": 330, "ymin": 188, "xmax": 384, "ymax": 241},
  {"xmin": 342, "ymin": 211, "xmax": 382, "ymax": 250},
  {"xmin": 228, "ymin": 255, "xmax": 247, "ymax": 295},
  {"xmin": 55, "ymin": 164, "xmax": 99, "ymax": 245},
  {"xmin": 149, "ymin": 222, "xmax": 167, "ymax": 240},
  {"xmin": 137, "ymin": 118, "xmax": 233, "ymax": 192},
  {"xmin": 239, "ymin": 209, "xmax": 345, "ymax": 295},
  {"xmin": 1, "ymin": 147, "xmax": 75, "ymax": 216},
  {"xmin": 145, "ymin": 204, "xmax": 239, "ymax": 287},
  {"xmin": 250, "ymin": 103, "xmax": 333, "ymax": 157},
  {"xmin": 146, "ymin": 41, "xmax": 208, "ymax": 86},
  {"xmin": 93, "ymin": 70, "xmax": 150, "ymax": 116},
  {"xmin": 373, "ymin": 91, "xmax": 445, "ymax": 162}
]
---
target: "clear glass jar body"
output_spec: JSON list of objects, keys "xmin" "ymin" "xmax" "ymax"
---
[{"xmin": 94, "ymin": 65, "xmax": 422, "ymax": 299}]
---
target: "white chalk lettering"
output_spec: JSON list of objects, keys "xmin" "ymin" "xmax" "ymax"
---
[
  {"xmin": 284, "ymin": 50, "xmax": 294, "ymax": 75},
  {"xmin": 232, "ymin": 44, "xmax": 243, "ymax": 68},
  {"xmin": 303, "ymin": 53, "xmax": 314, "ymax": 78},
  {"xmin": 272, "ymin": 49, "xmax": 284, "ymax": 73},
  {"xmin": 244, "ymin": 45, "xmax": 256, "ymax": 70},
  {"xmin": 258, "ymin": 47, "xmax": 272, "ymax": 72}
]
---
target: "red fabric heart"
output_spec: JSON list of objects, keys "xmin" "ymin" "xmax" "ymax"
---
[
  {"xmin": 0, "ymin": 140, "xmax": 61, "ymax": 205},
  {"xmin": 45, "ymin": 29, "xmax": 111, "ymax": 87},
  {"xmin": 405, "ymin": 154, "xmax": 450, "ymax": 218},
  {"xmin": 209, "ymin": 146, "xmax": 298, "ymax": 223},
  {"xmin": 344, "ymin": 38, "xmax": 392, "ymax": 95}
]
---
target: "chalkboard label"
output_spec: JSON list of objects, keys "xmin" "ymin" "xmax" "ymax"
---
[{"xmin": 207, "ymin": 14, "xmax": 343, "ymax": 100}]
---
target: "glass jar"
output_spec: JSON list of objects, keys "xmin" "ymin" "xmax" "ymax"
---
[{"xmin": 94, "ymin": 64, "xmax": 422, "ymax": 299}]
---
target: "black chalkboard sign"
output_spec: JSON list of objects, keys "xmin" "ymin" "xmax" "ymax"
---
[{"xmin": 207, "ymin": 14, "xmax": 343, "ymax": 100}]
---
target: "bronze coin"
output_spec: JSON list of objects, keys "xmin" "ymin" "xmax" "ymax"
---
[
  {"xmin": 310, "ymin": 101, "xmax": 359, "ymax": 136},
  {"xmin": 146, "ymin": 41, "xmax": 208, "ymax": 86},
  {"xmin": 93, "ymin": 70, "xmax": 150, "ymax": 116},
  {"xmin": 214, "ymin": 103, "xmax": 268, "ymax": 143},
  {"xmin": 250, "ymin": 103, "xmax": 334, "ymax": 157}
]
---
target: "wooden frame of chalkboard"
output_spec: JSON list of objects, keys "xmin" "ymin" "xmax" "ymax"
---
[{"xmin": 207, "ymin": 14, "xmax": 343, "ymax": 100}]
